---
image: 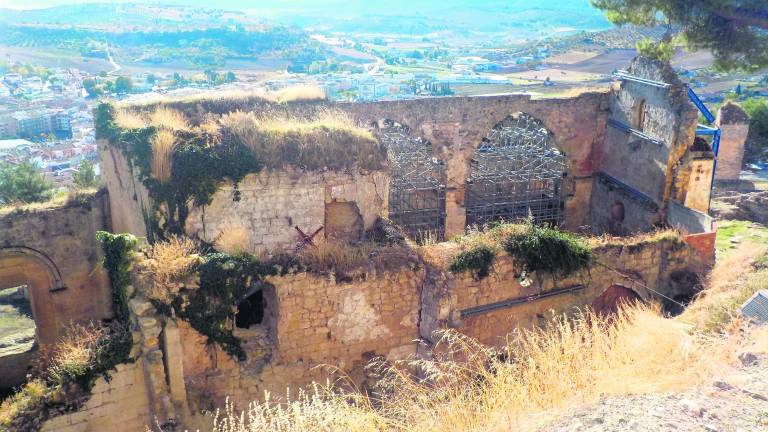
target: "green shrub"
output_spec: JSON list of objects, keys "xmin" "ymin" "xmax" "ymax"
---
[
  {"xmin": 502, "ymin": 224, "xmax": 592, "ymax": 279},
  {"xmin": 449, "ymin": 245, "xmax": 496, "ymax": 280}
]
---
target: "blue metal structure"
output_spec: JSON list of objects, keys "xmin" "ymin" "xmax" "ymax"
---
[
  {"xmin": 607, "ymin": 118, "xmax": 665, "ymax": 146},
  {"xmin": 686, "ymin": 86, "xmax": 722, "ymax": 194}
]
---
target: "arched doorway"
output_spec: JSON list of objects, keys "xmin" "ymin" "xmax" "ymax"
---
[
  {"xmin": 0, "ymin": 247, "xmax": 66, "ymax": 346},
  {"xmin": 378, "ymin": 120, "xmax": 447, "ymax": 241},
  {"xmin": 465, "ymin": 113, "xmax": 567, "ymax": 227}
]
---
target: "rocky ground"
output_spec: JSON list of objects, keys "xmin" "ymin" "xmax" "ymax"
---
[{"xmin": 542, "ymin": 352, "xmax": 768, "ymax": 432}]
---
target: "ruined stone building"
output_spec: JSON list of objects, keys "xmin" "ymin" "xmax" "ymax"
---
[{"xmin": 0, "ymin": 57, "xmax": 745, "ymax": 431}]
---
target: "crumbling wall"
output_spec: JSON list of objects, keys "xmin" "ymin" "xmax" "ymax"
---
[
  {"xmin": 715, "ymin": 102, "xmax": 750, "ymax": 181},
  {"xmin": 600, "ymin": 57, "xmax": 699, "ymax": 203},
  {"xmin": 421, "ymin": 237, "xmax": 703, "ymax": 347},
  {"xmin": 40, "ymin": 361, "xmax": 153, "ymax": 432},
  {"xmin": 173, "ymin": 266, "xmax": 423, "ymax": 415},
  {"xmin": 0, "ymin": 191, "xmax": 112, "ymax": 346},
  {"xmin": 185, "ymin": 169, "xmax": 389, "ymax": 253}
]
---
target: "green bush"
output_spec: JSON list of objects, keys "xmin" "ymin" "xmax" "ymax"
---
[
  {"xmin": 502, "ymin": 224, "xmax": 592, "ymax": 279},
  {"xmin": 449, "ymin": 245, "xmax": 496, "ymax": 280}
]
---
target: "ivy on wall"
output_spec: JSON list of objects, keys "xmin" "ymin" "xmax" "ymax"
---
[
  {"xmin": 96, "ymin": 231, "xmax": 137, "ymax": 322},
  {"xmin": 161, "ymin": 252, "xmax": 301, "ymax": 360},
  {"xmin": 95, "ymin": 103, "xmax": 262, "ymax": 237}
]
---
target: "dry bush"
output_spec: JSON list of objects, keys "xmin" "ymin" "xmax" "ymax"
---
[
  {"xmin": 114, "ymin": 108, "xmax": 148, "ymax": 129},
  {"xmin": 270, "ymin": 85, "xmax": 327, "ymax": 103},
  {"xmin": 220, "ymin": 109, "xmax": 384, "ymax": 170},
  {"xmin": 35, "ymin": 322, "xmax": 107, "ymax": 386},
  {"xmin": 299, "ymin": 241, "xmax": 375, "ymax": 275},
  {"xmin": 214, "ymin": 225, "xmax": 251, "ymax": 255},
  {"xmin": 141, "ymin": 236, "xmax": 199, "ymax": 304},
  {"xmin": 150, "ymin": 106, "xmax": 189, "ymax": 131},
  {"xmin": 150, "ymin": 129, "xmax": 177, "ymax": 183},
  {"xmin": 212, "ymin": 305, "xmax": 739, "ymax": 432}
]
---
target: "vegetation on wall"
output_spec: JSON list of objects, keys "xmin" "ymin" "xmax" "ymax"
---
[
  {"xmin": 96, "ymin": 103, "xmax": 262, "ymax": 236},
  {"xmin": 449, "ymin": 245, "xmax": 496, "ymax": 280},
  {"xmin": 503, "ymin": 224, "xmax": 593, "ymax": 279},
  {"xmin": 162, "ymin": 252, "xmax": 300, "ymax": 360},
  {"xmin": 220, "ymin": 109, "xmax": 385, "ymax": 171},
  {"xmin": 0, "ymin": 232, "xmax": 136, "ymax": 431}
]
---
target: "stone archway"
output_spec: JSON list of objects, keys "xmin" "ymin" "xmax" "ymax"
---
[
  {"xmin": 0, "ymin": 247, "xmax": 67, "ymax": 346},
  {"xmin": 464, "ymin": 113, "xmax": 568, "ymax": 227}
]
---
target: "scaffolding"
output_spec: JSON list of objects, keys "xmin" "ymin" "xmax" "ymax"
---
[
  {"xmin": 465, "ymin": 113, "xmax": 567, "ymax": 227},
  {"xmin": 381, "ymin": 121, "xmax": 447, "ymax": 241}
]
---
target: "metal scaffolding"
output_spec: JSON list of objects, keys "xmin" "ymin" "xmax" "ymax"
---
[
  {"xmin": 465, "ymin": 113, "xmax": 567, "ymax": 227},
  {"xmin": 380, "ymin": 120, "xmax": 446, "ymax": 241}
]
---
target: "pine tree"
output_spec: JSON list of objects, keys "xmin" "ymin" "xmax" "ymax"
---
[
  {"xmin": 591, "ymin": 0, "xmax": 768, "ymax": 70},
  {"xmin": 73, "ymin": 159, "xmax": 99, "ymax": 188},
  {"xmin": 0, "ymin": 161, "xmax": 53, "ymax": 204}
]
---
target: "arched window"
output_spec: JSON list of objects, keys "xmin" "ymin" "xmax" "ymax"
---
[
  {"xmin": 465, "ymin": 113, "xmax": 567, "ymax": 227},
  {"xmin": 635, "ymin": 99, "xmax": 647, "ymax": 131}
]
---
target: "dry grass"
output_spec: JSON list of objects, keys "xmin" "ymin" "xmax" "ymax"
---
[
  {"xmin": 212, "ymin": 305, "xmax": 741, "ymax": 432},
  {"xmin": 150, "ymin": 106, "xmax": 189, "ymax": 132},
  {"xmin": 299, "ymin": 241, "xmax": 376, "ymax": 276},
  {"xmin": 214, "ymin": 225, "xmax": 251, "ymax": 255},
  {"xmin": 679, "ymin": 242, "xmax": 768, "ymax": 332},
  {"xmin": 141, "ymin": 236, "xmax": 200, "ymax": 304},
  {"xmin": 150, "ymin": 129, "xmax": 177, "ymax": 183},
  {"xmin": 220, "ymin": 109, "xmax": 384, "ymax": 170},
  {"xmin": 114, "ymin": 108, "xmax": 148, "ymax": 130},
  {"xmin": 271, "ymin": 85, "xmax": 326, "ymax": 103},
  {"xmin": 0, "ymin": 379, "xmax": 47, "ymax": 428},
  {"xmin": 0, "ymin": 187, "xmax": 99, "ymax": 216}
]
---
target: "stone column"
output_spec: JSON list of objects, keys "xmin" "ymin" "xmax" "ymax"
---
[
  {"xmin": 421, "ymin": 121, "xmax": 466, "ymax": 238},
  {"xmin": 715, "ymin": 102, "xmax": 750, "ymax": 181},
  {"xmin": 162, "ymin": 318, "xmax": 191, "ymax": 421}
]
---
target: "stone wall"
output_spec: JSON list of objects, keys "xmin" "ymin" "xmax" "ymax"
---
[
  {"xmin": 339, "ymin": 91, "xmax": 609, "ymax": 235},
  {"xmin": 599, "ymin": 57, "xmax": 699, "ymax": 207},
  {"xmin": 172, "ymin": 265, "xmax": 424, "ymax": 419},
  {"xmin": 715, "ymin": 102, "xmax": 750, "ymax": 181},
  {"xmin": 40, "ymin": 361, "xmax": 153, "ymax": 432},
  {"xmin": 421, "ymin": 236, "xmax": 703, "ymax": 347},
  {"xmin": 588, "ymin": 173, "xmax": 659, "ymax": 235},
  {"xmin": 0, "ymin": 191, "xmax": 112, "ymax": 346},
  {"xmin": 98, "ymin": 140, "xmax": 151, "ymax": 239},
  {"xmin": 185, "ymin": 169, "xmax": 389, "ymax": 253}
]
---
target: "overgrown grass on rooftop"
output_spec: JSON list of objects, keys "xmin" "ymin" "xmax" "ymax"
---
[{"xmin": 220, "ymin": 108, "xmax": 385, "ymax": 171}]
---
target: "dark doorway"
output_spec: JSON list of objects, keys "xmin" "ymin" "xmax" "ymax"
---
[{"xmin": 235, "ymin": 289, "xmax": 265, "ymax": 329}]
